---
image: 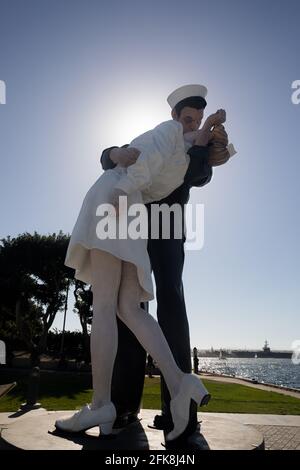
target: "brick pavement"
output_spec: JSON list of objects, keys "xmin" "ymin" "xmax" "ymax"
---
[{"xmin": 249, "ymin": 424, "xmax": 300, "ymax": 450}]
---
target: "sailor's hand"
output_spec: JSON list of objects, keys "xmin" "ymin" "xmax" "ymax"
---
[{"xmin": 110, "ymin": 147, "xmax": 141, "ymax": 167}]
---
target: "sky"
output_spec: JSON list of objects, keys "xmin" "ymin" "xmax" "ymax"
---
[{"xmin": 0, "ymin": 0, "xmax": 299, "ymax": 350}]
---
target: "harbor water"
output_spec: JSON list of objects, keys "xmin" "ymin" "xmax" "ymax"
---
[{"xmin": 197, "ymin": 357, "xmax": 300, "ymax": 390}]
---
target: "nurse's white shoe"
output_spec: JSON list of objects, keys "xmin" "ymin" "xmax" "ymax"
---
[
  {"xmin": 55, "ymin": 403, "xmax": 116, "ymax": 435},
  {"xmin": 166, "ymin": 374, "xmax": 211, "ymax": 441}
]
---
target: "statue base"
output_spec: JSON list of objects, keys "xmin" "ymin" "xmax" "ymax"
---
[{"xmin": 1, "ymin": 409, "xmax": 264, "ymax": 450}]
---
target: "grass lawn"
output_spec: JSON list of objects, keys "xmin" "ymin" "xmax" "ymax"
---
[
  {"xmin": 0, "ymin": 371, "xmax": 299, "ymax": 415},
  {"xmin": 143, "ymin": 377, "xmax": 300, "ymax": 414}
]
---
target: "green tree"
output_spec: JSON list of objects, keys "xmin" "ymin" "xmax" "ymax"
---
[
  {"xmin": 73, "ymin": 280, "xmax": 92, "ymax": 364},
  {"xmin": 0, "ymin": 232, "xmax": 74, "ymax": 365}
]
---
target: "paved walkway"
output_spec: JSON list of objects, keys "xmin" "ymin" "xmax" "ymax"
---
[{"xmin": 204, "ymin": 412, "xmax": 300, "ymax": 450}]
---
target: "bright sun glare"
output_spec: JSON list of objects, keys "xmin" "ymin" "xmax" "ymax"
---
[{"xmin": 102, "ymin": 95, "xmax": 170, "ymax": 146}]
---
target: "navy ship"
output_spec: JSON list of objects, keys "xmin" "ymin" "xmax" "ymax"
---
[{"xmin": 197, "ymin": 341, "xmax": 292, "ymax": 359}]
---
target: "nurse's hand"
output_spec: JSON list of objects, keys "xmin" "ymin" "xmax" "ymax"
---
[
  {"xmin": 110, "ymin": 147, "xmax": 141, "ymax": 167},
  {"xmin": 203, "ymin": 109, "xmax": 226, "ymax": 130}
]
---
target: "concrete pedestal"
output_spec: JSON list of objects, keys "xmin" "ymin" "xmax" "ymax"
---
[{"xmin": 1, "ymin": 409, "xmax": 264, "ymax": 450}]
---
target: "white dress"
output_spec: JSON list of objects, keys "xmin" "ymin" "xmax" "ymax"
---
[{"xmin": 65, "ymin": 120, "xmax": 190, "ymax": 302}]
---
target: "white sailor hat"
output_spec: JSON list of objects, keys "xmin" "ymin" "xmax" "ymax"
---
[{"xmin": 167, "ymin": 84, "xmax": 208, "ymax": 109}]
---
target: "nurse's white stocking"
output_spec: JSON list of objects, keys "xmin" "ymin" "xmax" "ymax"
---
[{"xmin": 90, "ymin": 249, "xmax": 121, "ymax": 409}]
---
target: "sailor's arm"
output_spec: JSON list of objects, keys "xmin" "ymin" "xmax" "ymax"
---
[
  {"xmin": 100, "ymin": 145, "xmax": 141, "ymax": 170},
  {"xmin": 184, "ymin": 145, "xmax": 213, "ymax": 187}
]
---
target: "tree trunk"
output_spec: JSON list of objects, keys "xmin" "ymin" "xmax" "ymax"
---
[{"xmin": 80, "ymin": 317, "xmax": 90, "ymax": 364}]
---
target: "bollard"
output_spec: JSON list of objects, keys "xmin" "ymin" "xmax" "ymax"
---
[
  {"xmin": 20, "ymin": 366, "xmax": 42, "ymax": 410},
  {"xmin": 193, "ymin": 347, "xmax": 199, "ymax": 375}
]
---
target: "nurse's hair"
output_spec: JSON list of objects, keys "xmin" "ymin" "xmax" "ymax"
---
[{"xmin": 174, "ymin": 96, "xmax": 207, "ymax": 116}]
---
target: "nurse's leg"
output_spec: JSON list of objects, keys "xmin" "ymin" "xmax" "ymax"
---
[{"xmin": 90, "ymin": 249, "xmax": 122, "ymax": 408}]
